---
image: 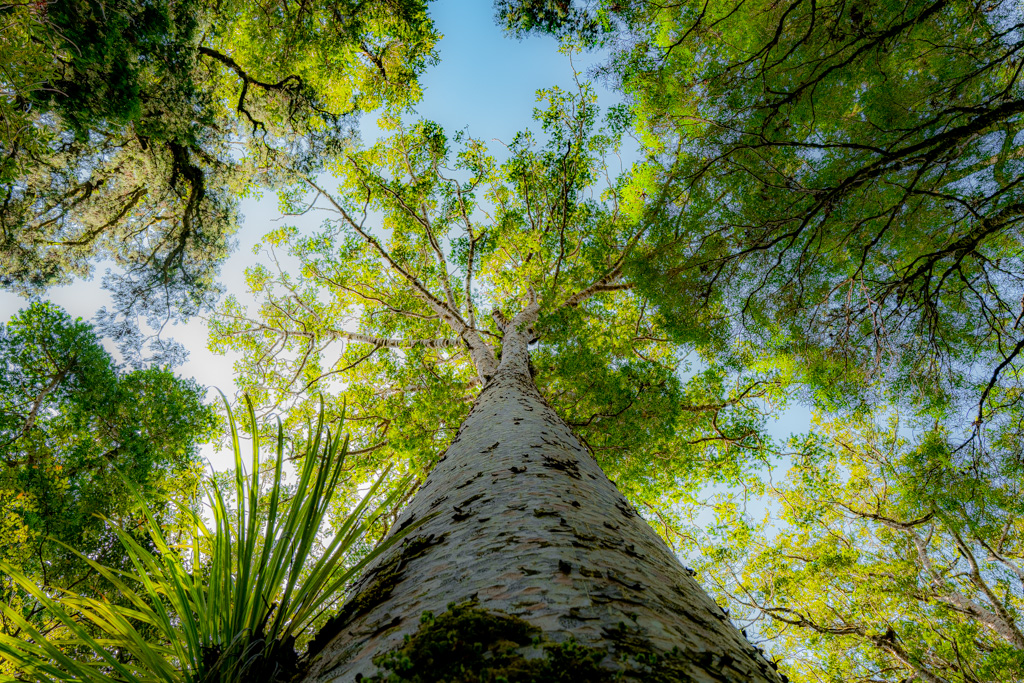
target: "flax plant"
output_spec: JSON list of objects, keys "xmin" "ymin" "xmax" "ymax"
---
[{"xmin": 0, "ymin": 399, "xmax": 420, "ymax": 682}]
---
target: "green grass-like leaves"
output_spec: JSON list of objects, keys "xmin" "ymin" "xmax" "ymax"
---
[{"xmin": 0, "ymin": 398, "xmax": 419, "ymax": 682}]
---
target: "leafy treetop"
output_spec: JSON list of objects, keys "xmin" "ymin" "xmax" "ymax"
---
[
  {"xmin": 1, "ymin": 0, "xmax": 438, "ymax": 359},
  {"xmin": 209, "ymin": 80, "xmax": 790, "ymax": 525},
  {"xmin": 499, "ymin": 0, "xmax": 1024, "ymax": 456},
  {"xmin": 690, "ymin": 412, "xmax": 1024, "ymax": 683}
]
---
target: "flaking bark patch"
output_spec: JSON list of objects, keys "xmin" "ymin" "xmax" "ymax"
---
[
  {"xmin": 305, "ymin": 534, "xmax": 448, "ymax": 660},
  {"xmin": 541, "ymin": 453, "xmax": 581, "ymax": 478}
]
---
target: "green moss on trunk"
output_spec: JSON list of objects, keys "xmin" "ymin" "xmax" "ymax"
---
[
  {"xmin": 361, "ymin": 601, "xmax": 725, "ymax": 683},
  {"xmin": 364, "ymin": 601, "xmax": 609, "ymax": 682}
]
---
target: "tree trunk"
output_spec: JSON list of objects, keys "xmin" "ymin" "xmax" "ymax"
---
[{"xmin": 301, "ymin": 312, "xmax": 783, "ymax": 682}]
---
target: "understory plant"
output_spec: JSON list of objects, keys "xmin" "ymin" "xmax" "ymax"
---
[{"xmin": 0, "ymin": 399, "xmax": 420, "ymax": 682}]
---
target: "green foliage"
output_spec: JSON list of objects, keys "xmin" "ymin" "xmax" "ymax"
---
[
  {"xmin": 0, "ymin": 0, "xmax": 439, "ymax": 339},
  {"xmin": 0, "ymin": 301, "xmax": 215, "ymax": 648},
  {"xmin": 492, "ymin": 5, "xmax": 1024, "ymax": 678},
  {"xmin": 31, "ymin": 0, "xmax": 200, "ymax": 137},
  {"xmin": 689, "ymin": 412, "xmax": 1024, "ymax": 682},
  {"xmin": 599, "ymin": 0, "xmax": 1024, "ymax": 431},
  {"xmin": 0, "ymin": 398, "xmax": 422, "ymax": 682},
  {"xmin": 495, "ymin": 0, "xmax": 609, "ymax": 43}
]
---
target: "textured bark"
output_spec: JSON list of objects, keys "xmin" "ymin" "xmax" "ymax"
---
[{"xmin": 301, "ymin": 311, "xmax": 783, "ymax": 682}]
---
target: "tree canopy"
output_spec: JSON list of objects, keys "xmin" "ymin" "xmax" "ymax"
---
[
  {"xmin": 1, "ymin": 0, "xmax": 437, "ymax": 351},
  {"xmin": 507, "ymin": 0, "xmax": 1024, "ymax": 436},
  {"xmin": 689, "ymin": 413, "xmax": 1024, "ymax": 682},
  {"xmin": 209, "ymin": 83, "xmax": 788, "ymax": 517},
  {"xmin": 495, "ymin": 1, "xmax": 1024, "ymax": 679},
  {"xmin": 0, "ymin": 302, "xmax": 215, "ymax": 649}
]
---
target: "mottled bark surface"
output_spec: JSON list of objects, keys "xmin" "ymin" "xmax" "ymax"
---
[{"xmin": 302, "ymin": 314, "xmax": 782, "ymax": 682}]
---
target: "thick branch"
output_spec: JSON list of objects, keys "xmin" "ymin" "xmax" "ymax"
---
[{"xmin": 495, "ymin": 290, "xmax": 540, "ymax": 377}]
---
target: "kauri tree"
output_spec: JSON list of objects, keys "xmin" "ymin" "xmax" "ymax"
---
[{"xmin": 211, "ymin": 84, "xmax": 789, "ymax": 679}]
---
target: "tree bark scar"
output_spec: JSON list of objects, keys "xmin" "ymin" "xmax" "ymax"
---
[{"xmin": 301, "ymin": 311, "xmax": 783, "ymax": 682}]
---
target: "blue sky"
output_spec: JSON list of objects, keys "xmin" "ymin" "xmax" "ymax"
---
[{"xmin": 410, "ymin": 2, "xmax": 614, "ymax": 140}]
